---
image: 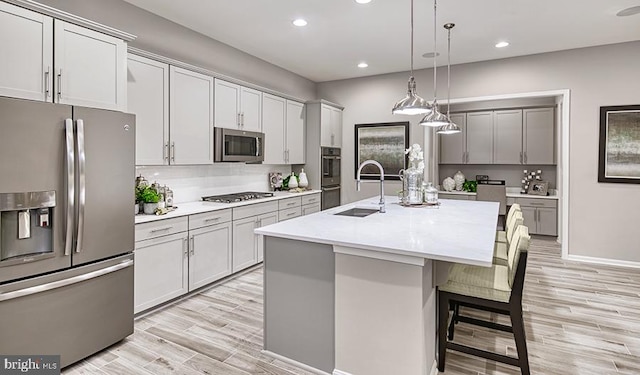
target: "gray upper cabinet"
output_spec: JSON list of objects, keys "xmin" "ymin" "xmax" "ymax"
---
[
  {"xmin": 439, "ymin": 107, "xmax": 555, "ymax": 166},
  {"xmin": 439, "ymin": 113, "xmax": 466, "ymax": 164},
  {"xmin": 523, "ymin": 108, "xmax": 555, "ymax": 165},
  {"xmin": 493, "ymin": 109, "xmax": 523, "ymax": 164},
  {"xmin": 465, "ymin": 111, "xmax": 494, "ymax": 164}
]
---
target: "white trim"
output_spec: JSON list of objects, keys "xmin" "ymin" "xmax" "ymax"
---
[
  {"xmin": 430, "ymin": 360, "xmax": 439, "ymax": 375},
  {"xmin": 566, "ymin": 254, "xmax": 640, "ymax": 269},
  {"xmin": 333, "ymin": 245, "xmax": 426, "ymax": 266},
  {"xmin": 332, "ymin": 370, "xmax": 353, "ymax": 375},
  {"xmin": 4, "ymin": 0, "xmax": 136, "ymax": 41},
  {"xmin": 428, "ymin": 88, "xmax": 571, "ymax": 261},
  {"xmin": 260, "ymin": 350, "xmax": 331, "ymax": 375},
  {"xmin": 128, "ymin": 47, "xmax": 307, "ymax": 104}
]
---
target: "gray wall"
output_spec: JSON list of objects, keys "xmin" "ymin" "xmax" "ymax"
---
[
  {"xmin": 36, "ymin": 0, "xmax": 316, "ymax": 100},
  {"xmin": 318, "ymin": 41, "xmax": 640, "ymax": 263}
]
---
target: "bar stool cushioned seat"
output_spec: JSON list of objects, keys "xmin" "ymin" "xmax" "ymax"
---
[
  {"xmin": 438, "ymin": 225, "xmax": 531, "ymax": 374},
  {"xmin": 495, "ymin": 203, "xmax": 521, "ymax": 243}
]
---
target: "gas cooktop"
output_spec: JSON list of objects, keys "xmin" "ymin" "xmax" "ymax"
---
[{"xmin": 202, "ymin": 192, "xmax": 274, "ymax": 203}]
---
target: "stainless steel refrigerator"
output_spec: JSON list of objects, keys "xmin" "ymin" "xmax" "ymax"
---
[{"xmin": 0, "ymin": 97, "xmax": 135, "ymax": 368}]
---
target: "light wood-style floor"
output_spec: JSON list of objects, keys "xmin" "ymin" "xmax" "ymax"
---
[{"xmin": 64, "ymin": 236, "xmax": 640, "ymax": 375}]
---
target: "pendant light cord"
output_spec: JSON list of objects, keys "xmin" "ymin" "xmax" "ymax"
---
[
  {"xmin": 410, "ymin": 0, "xmax": 414, "ymax": 77},
  {"xmin": 432, "ymin": 0, "xmax": 438, "ymax": 101},
  {"xmin": 446, "ymin": 24, "xmax": 454, "ymax": 118}
]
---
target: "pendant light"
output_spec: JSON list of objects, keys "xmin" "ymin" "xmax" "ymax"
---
[
  {"xmin": 437, "ymin": 23, "xmax": 461, "ymax": 135},
  {"xmin": 420, "ymin": 0, "xmax": 449, "ymax": 127},
  {"xmin": 392, "ymin": 0, "xmax": 432, "ymax": 115}
]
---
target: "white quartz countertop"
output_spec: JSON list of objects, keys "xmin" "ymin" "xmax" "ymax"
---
[
  {"xmin": 135, "ymin": 190, "xmax": 322, "ymax": 224},
  {"xmin": 439, "ymin": 187, "xmax": 559, "ymax": 200},
  {"xmin": 255, "ymin": 196, "xmax": 499, "ymax": 267}
]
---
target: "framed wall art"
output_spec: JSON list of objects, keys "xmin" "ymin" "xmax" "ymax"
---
[
  {"xmin": 598, "ymin": 105, "xmax": 640, "ymax": 184},
  {"xmin": 354, "ymin": 122, "xmax": 409, "ymax": 180}
]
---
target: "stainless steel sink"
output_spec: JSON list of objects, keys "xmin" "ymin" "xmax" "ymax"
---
[{"xmin": 334, "ymin": 207, "xmax": 379, "ymax": 217}]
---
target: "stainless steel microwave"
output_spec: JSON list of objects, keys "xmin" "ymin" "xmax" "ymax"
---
[{"xmin": 214, "ymin": 128, "xmax": 264, "ymax": 163}]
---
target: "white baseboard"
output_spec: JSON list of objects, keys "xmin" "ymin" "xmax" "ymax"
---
[
  {"xmin": 260, "ymin": 350, "xmax": 331, "ymax": 375},
  {"xmin": 430, "ymin": 360, "xmax": 439, "ymax": 375},
  {"xmin": 566, "ymin": 254, "xmax": 640, "ymax": 269},
  {"xmin": 333, "ymin": 370, "xmax": 352, "ymax": 375}
]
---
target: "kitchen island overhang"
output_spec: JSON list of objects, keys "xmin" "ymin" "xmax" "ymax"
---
[{"xmin": 256, "ymin": 197, "xmax": 499, "ymax": 375}]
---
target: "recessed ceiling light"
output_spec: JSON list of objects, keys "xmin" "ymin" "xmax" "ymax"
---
[
  {"xmin": 422, "ymin": 52, "xmax": 440, "ymax": 58},
  {"xmin": 495, "ymin": 41, "xmax": 510, "ymax": 48},
  {"xmin": 357, "ymin": 62, "xmax": 368, "ymax": 68},
  {"xmin": 292, "ymin": 19, "xmax": 307, "ymax": 27},
  {"xmin": 616, "ymin": 6, "xmax": 640, "ymax": 16},
  {"xmin": 355, "ymin": 0, "xmax": 372, "ymax": 3}
]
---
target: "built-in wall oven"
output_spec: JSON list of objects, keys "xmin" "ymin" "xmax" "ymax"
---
[
  {"xmin": 321, "ymin": 147, "xmax": 341, "ymax": 210},
  {"xmin": 214, "ymin": 128, "xmax": 264, "ymax": 163}
]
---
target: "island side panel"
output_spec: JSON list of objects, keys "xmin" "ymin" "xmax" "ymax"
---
[
  {"xmin": 263, "ymin": 236, "xmax": 335, "ymax": 373},
  {"xmin": 334, "ymin": 252, "xmax": 434, "ymax": 375}
]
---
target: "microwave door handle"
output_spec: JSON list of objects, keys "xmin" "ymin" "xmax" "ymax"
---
[
  {"xmin": 75, "ymin": 119, "xmax": 86, "ymax": 254},
  {"xmin": 64, "ymin": 119, "xmax": 75, "ymax": 256},
  {"xmin": 322, "ymin": 186, "xmax": 341, "ymax": 192},
  {"xmin": 256, "ymin": 137, "xmax": 261, "ymax": 156}
]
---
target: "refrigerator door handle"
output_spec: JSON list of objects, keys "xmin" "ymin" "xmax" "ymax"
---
[
  {"xmin": 64, "ymin": 119, "xmax": 75, "ymax": 256},
  {"xmin": 75, "ymin": 119, "xmax": 87, "ymax": 254},
  {"xmin": 0, "ymin": 259, "xmax": 133, "ymax": 302}
]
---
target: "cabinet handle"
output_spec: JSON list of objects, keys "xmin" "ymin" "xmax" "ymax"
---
[
  {"xmin": 286, "ymin": 212, "xmax": 297, "ymax": 217},
  {"xmin": 164, "ymin": 143, "xmax": 169, "ymax": 161},
  {"xmin": 183, "ymin": 238, "xmax": 189, "ymax": 256},
  {"xmin": 44, "ymin": 67, "xmax": 50, "ymax": 98},
  {"xmin": 331, "ymin": 134, "xmax": 335, "ymax": 146},
  {"xmin": 520, "ymin": 152, "xmax": 523, "ymax": 164},
  {"xmin": 203, "ymin": 217, "xmax": 220, "ymax": 223},
  {"xmin": 524, "ymin": 152, "xmax": 528, "ymax": 164},
  {"xmin": 286, "ymin": 202, "xmax": 296, "ymax": 206},
  {"xmin": 171, "ymin": 142, "xmax": 175, "ymax": 162},
  {"xmin": 150, "ymin": 226, "xmax": 173, "ymax": 233},
  {"xmin": 241, "ymin": 113, "xmax": 245, "ymax": 127},
  {"xmin": 190, "ymin": 236, "xmax": 195, "ymax": 255},
  {"xmin": 530, "ymin": 202, "xmax": 544, "ymax": 206},
  {"xmin": 57, "ymin": 69, "xmax": 62, "ymax": 99}
]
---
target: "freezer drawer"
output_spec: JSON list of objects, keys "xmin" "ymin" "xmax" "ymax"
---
[{"xmin": 0, "ymin": 254, "xmax": 134, "ymax": 368}]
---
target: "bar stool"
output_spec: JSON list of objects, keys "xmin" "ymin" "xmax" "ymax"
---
[
  {"xmin": 438, "ymin": 225, "xmax": 531, "ymax": 374},
  {"xmin": 477, "ymin": 184, "xmax": 507, "ymax": 229},
  {"xmin": 493, "ymin": 210, "xmax": 524, "ymax": 266},
  {"xmin": 496, "ymin": 203, "xmax": 521, "ymax": 243}
]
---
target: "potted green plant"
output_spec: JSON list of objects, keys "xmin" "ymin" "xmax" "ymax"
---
[{"xmin": 139, "ymin": 186, "xmax": 161, "ymax": 214}]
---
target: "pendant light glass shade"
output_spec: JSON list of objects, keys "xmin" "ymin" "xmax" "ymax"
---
[
  {"xmin": 420, "ymin": 0, "xmax": 449, "ymax": 126},
  {"xmin": 392, "ymin": 0, "xmax": 432, "ymax": 115},
  {"xmin": 437, "ymin": 23, "xmax": 461, "ymax": 135}
]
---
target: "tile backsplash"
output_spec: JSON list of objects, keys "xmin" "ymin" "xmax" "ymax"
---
[{"xmin": 136, "ymin": 164, "xmax": 291, "ymax": 203}]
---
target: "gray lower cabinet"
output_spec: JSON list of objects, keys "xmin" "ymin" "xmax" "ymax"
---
[
  {"xmin": 134, "ymin": 231, "xmax": 189, "ymax": 314},
  {"xmin": 189, "ymin": 222, "xmax": 232, "ymax": 290},
  {"xmin": 232, "ymin": 216, "xmax": 260, "ymax": 272},
  {"xmin": 515, "ymin": 197, "xmax": 557, "ymax": 236}
]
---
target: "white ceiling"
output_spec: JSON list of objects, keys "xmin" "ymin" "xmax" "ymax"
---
[{"xmin": 123, "ymin": 0, "xmax": 640, "ymax": 82}]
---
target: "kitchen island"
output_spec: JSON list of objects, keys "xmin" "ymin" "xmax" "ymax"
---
[{"xmin": 255, "ymin": 197, "xmax": 499, "ymax": 375}]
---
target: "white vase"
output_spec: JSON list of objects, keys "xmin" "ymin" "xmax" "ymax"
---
[
  {"xmin": 298, "ymin": 169, "xmax": 309, "ymax": 188},
  {"xmin": 288, "ymin": 172, "xmax": 298, "ymax": 189},
  {"xmin": 453, "ymin": 171, "xmax": 465, "ymax": 191},
  {"xmin": 135, "ymin": 203, "xmax": 140, "ymax": 215},
  {"xmin": 442, "ymin": 177, "xmax": 455, "ymax": 192},
  {"xmin": 143, "ymin": 202, "xmax": 158, "ymax": 215}
]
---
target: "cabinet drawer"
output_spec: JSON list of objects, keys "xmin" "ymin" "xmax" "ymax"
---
[
  {"xmin": 301, "ymin": 193, "xmax": 321, "ymax": 206},
  {"xmin": 279, "ymin": 207, "xmax": 302, "ymax": 221},
  {"xmin": 302, "ymin": 203, "xmax": 321, "ymax": 216},
  {"xmin": 515, "ymin": 197, "xmax": 557, "ymax": 208},
  {"xmin": 278, "ymin": 197, "xmax": 302, "ymax": 210},
  {"xmin": 135, "ymin": 217, "xmax": 188, "ymax": 242},
  {"xmin": 189, "ymin": 209, "xmax": 232, "ymax": 229},
  {"xmin": 233, "ymin": 201, "xmax": 279, "ymax": 220}
]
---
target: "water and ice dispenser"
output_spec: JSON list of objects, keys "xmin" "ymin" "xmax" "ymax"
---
[{"xmin": 0, "ymin": 191, "xmax": 55, "ymax": 263}]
